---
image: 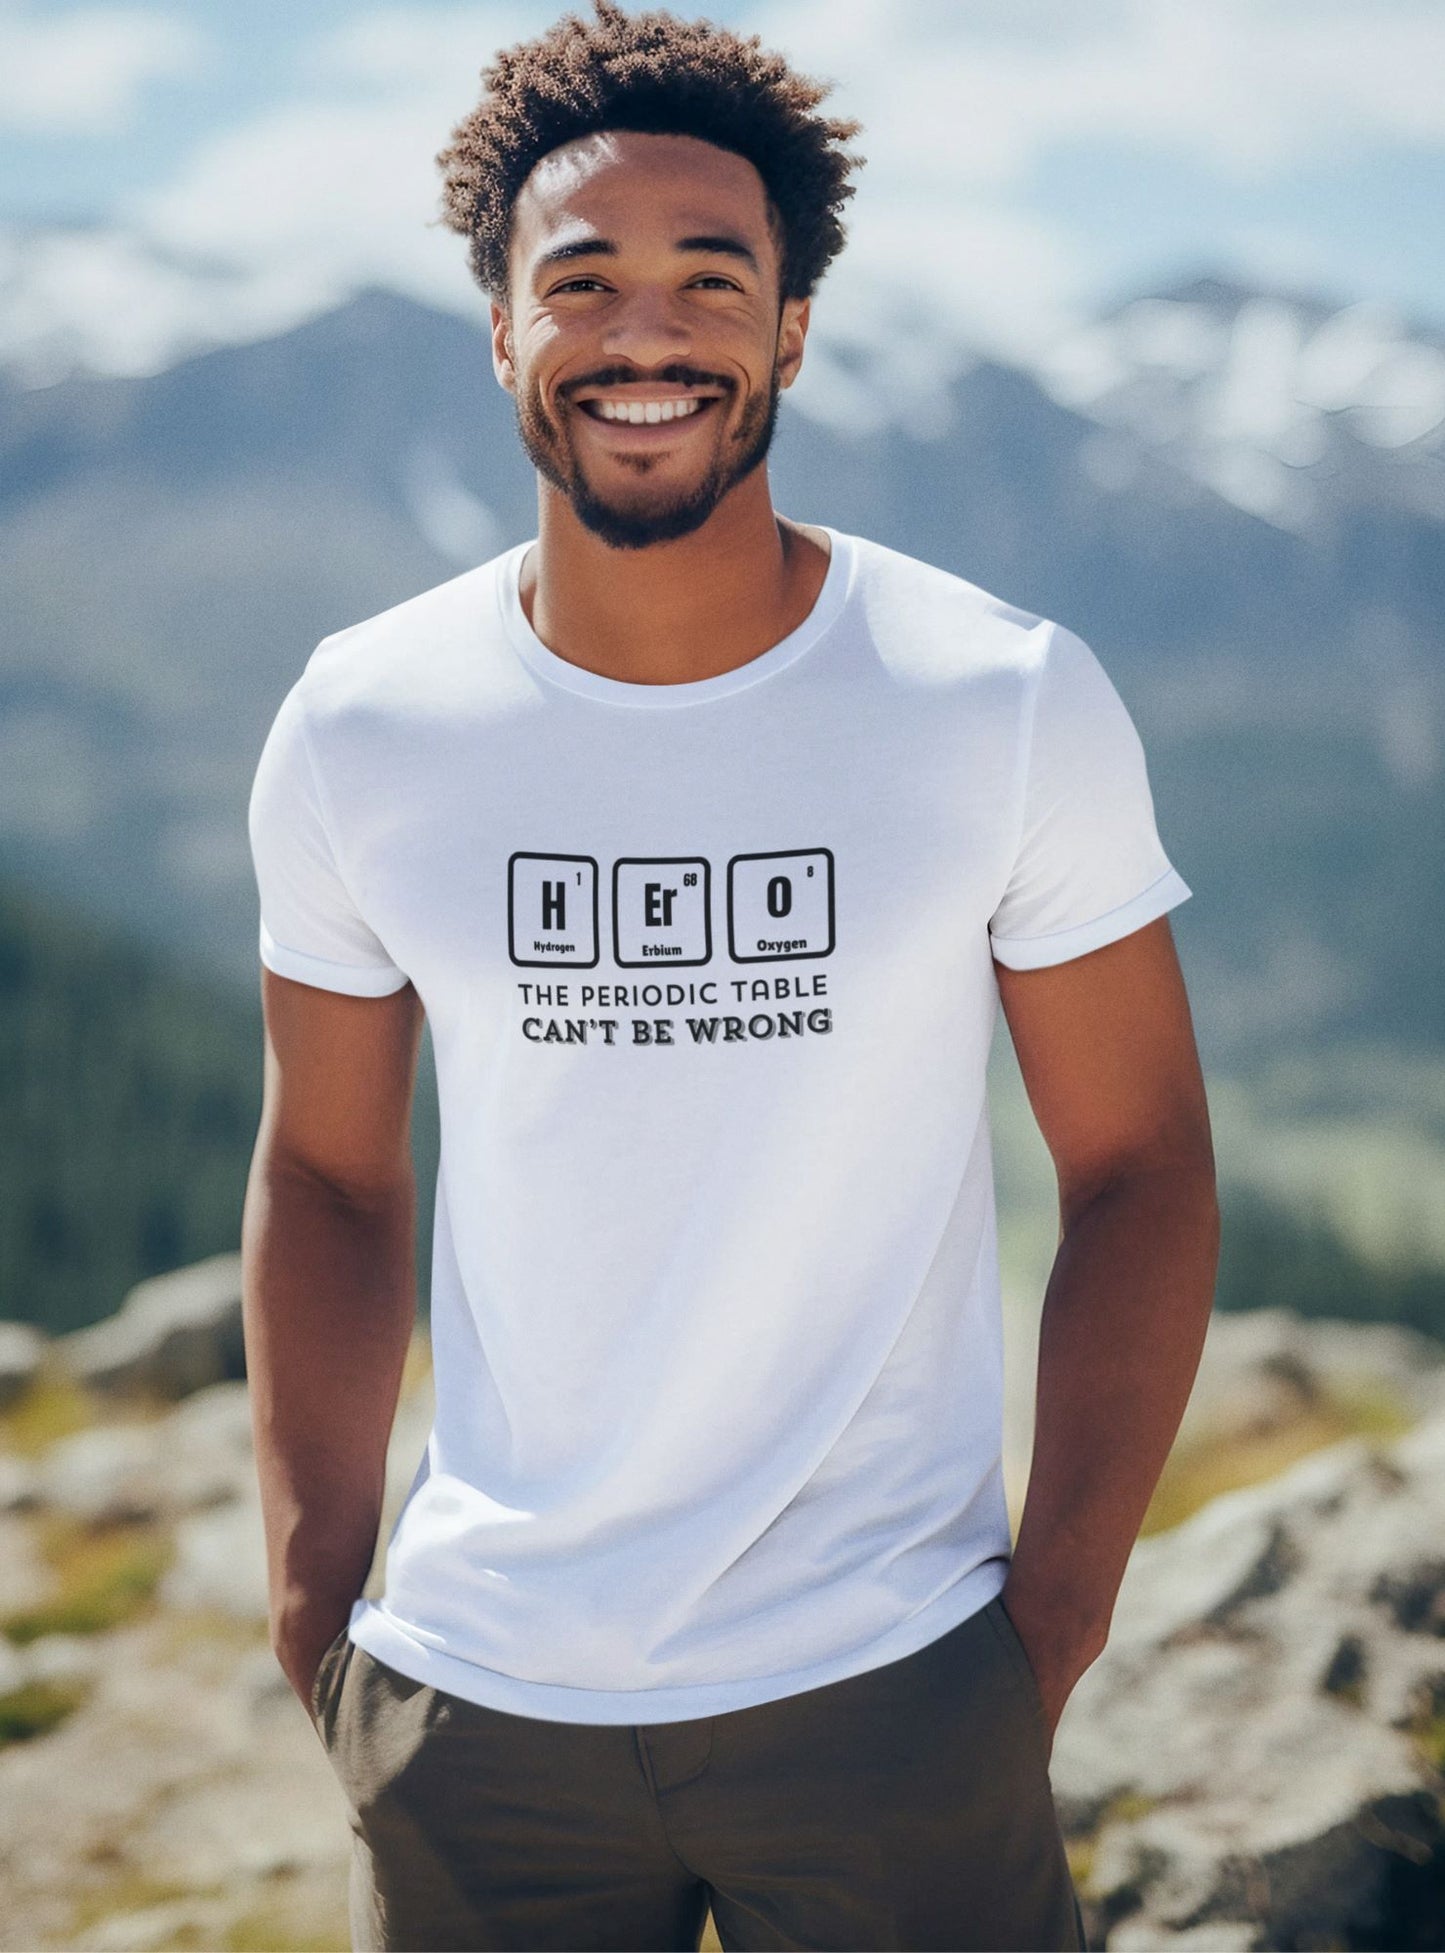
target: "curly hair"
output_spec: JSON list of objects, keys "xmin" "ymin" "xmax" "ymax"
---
[{"xmin": 435, "ymin": 0, "xmax": 864, "ymax": 306}]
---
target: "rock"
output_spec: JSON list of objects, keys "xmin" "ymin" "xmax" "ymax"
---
[
  {"xmin": 0, "ymin": 1510, "xmax": 60, "ymax": 1620},
  {"xmin": 0, "ymin": 1611, "xmax": 351, "ymax": 1951},
  {"xmin": 0, "ymin": 1320, "xmax": 49, "ymax": 1412},
  {"xmin": 54, "ymin": 1253, "xmax": 244, "ymax": 1403},
  {"xmin": 1054, "ymin": 1408, "xmax": 1445, "ymax": 1948},
  {"xmin": 35, "ymin": 1382, "xmax": 258, "ymax": 1526},
  {"xmin": 21, "ymin": 1633, "xmax": 104, "ymax": 1690},
  {"xmin": 0, "ymin": 1451, "xmax": 40, "ymax": 1513},
  {"xmin": 37, "ymin": 1423, "xmax": 165, "ymax": 1525},
  {"xmin": 153, "ymin": 1380, "xmax": 256, "ymax": 1512},
  {"xmin": 0, "ymin": 1636, "xmax": 28, "ymax": 1696},
  {"xmin": 1174, "ymin": 1306, "xmax": 1445, "ymax": 1449},
  {"xmin": 157, "ymin": 1498, "xmax": 269, "ymax": 1618},
  {"xmin": 0, "ymin": 1335, "xmax": 438, "ymax": 1951}
]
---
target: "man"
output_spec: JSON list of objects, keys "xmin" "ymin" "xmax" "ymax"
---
[{"xmin": 243, "ymin": 4, "xmax": 1220, "ymax": 1948}]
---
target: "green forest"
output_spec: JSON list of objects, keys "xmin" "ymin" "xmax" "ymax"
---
[{"xmin": 0, "ymin": 875, "xmax": 439, "ymax": 1337}]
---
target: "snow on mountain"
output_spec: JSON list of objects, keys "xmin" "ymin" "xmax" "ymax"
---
[
  {"xmin": 1029, "ymin": 276, "xmax": 1445, "ymax": 533},
  {"xmin": 0, "ymin": 222, "xmax": 366, "ymax": 389}
]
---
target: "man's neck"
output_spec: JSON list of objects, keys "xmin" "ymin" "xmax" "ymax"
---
[{"xmin": 519, "ymin": 472, "xmax": 832, "ymax": 687}]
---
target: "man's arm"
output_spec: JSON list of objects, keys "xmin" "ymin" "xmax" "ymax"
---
[
  {"xmin": 241, "ymin": 965, "xmax": 426, "ymax": 1712},
  {"xmin": 993, "ymin": 913, "xmax": 1220, "ymax": 1744}
]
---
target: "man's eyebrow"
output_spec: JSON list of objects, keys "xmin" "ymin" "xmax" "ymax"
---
[
  {"xmin": 536, "ymin": 237, "xmax": 618, "ymax": 269},
  {"xmin": 534, "ymin": 233, "xmax": 760, "ymax": 273},
  {"xmin": 675, "ymin": 233, "xmax": 760, "ymax": 272}
]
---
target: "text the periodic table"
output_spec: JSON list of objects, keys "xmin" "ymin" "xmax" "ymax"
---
[{"xmin": 507, "ymin": 848, "xmax": 836, "ymax": 1049}]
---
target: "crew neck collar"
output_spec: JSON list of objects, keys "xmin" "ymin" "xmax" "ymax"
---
[{"xmin": 496, "ymin": 525, "xmax": 855, "ymax": 708}]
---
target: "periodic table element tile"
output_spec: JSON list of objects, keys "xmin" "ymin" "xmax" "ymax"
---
[
  {"xmin": 727, "ymin": 849, "xmax": 835, "ymax": 962},
  {"xmin": 508, "ymin": 853, "xmax": 599, "ymax": 968},
  {"xmin": 613, "ymin": 857, "xmax": 712, "ymax": 967}
]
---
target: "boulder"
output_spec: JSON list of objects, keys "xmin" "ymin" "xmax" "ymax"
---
[
  {"xmin": 0, "ymin": 1451, "xmax": 40, "ymax": 1513},
  {"xmin": 157, "ymin": 1498, "xmax": 270, "ymax": 1619},
  {"xmin": 1174, "ymin": 1305, "xmax": 1445, "ymax": 1448},
  {"xmin": 1055, "ymin": 1408, "xmax": 1445, "ymax": 1948},
  {"xmin": 54, "ymin": 1254, "xmax": 244, "ymax": 1403},
  {"xmin": 35, "ymin": 1383, "xmax": 257, "ymax": 1525}
]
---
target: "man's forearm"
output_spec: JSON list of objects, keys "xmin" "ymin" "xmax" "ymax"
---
[
  {"xmin": 1003, "ymin": 1158, "xmax": 1220, "ymax": 1700},
  {"xmin": 241, "ymin": 1149, "xmax": 417, "ymax": 1688}
]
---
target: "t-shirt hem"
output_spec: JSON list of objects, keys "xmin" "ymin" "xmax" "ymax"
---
[
  {"xmin": 989, "ymin": 864, "xmax": 1192, "ymax": 970},
  {"xmin": 259, "ymin": 921, "xmax": 409, "ymax": 996},
  {"xmin": 343, "ymin": 1560, "xmax": 1009, "ymax": 1726}
]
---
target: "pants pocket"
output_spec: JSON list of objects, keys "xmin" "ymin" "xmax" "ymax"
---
[{"xmin": 983, "ymin": 1594, "xmax": 1052, "ymax": 1754}]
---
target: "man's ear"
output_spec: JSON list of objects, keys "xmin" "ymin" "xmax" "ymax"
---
[
  {"xmin": 490, "ymin": 301, "xmax": 516, "ymax": 394},
  {"xmin": 777, "ymin": 294, "xmax": 811, "ymax": 391}
]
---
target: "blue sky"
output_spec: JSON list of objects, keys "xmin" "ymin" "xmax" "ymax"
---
[{"xmin": 1, "ymin": 0, "xmax": 1441, "ymax": 373}]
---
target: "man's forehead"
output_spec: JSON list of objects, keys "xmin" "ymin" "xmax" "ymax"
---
[{"xmin": 514, "ymin": 130, "xmax": 771, "ymax": 240}]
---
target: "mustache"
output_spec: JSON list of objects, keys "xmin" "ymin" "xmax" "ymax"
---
[{"xmin": 559, "ymin": 364, "xmax": 734, "ymax": 399}]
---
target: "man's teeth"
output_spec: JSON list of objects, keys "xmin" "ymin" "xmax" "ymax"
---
[{"xmin": 593, "ymin": 397, "xmax": 706, "ymax": 424}]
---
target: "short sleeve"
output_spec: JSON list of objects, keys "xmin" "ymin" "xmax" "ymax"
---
[
  {"xmin": 247, "ymin": 678, "xmax": 409, "ymax": 996},
  {"xmin": 988, "ymin": 623, "xmax": 1191, "ymax": 969}
]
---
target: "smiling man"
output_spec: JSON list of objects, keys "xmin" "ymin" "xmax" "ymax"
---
[{"xmin": 243, "ymin": 4, "xmax": 1220, "ymax": 1950}]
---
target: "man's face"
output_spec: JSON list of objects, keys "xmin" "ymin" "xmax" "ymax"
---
[{"xmin": 491, "ymin": 130, "xmax": 809, "ymax": 551}]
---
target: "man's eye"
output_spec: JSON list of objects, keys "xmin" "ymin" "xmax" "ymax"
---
[{"xmin": 546, "ymin": 273, "xmax": 740, "ymax": 296}]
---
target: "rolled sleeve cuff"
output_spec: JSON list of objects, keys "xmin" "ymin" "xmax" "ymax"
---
[
  {"xmin": 259, "ymin": 920, "xmax": 410, "ymax": 997},
  {"xmin": 989, "ymin": 865, "xmax": 1192, "ymax": 971}
]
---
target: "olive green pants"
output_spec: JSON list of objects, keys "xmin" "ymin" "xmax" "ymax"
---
[{"xmin": 309, "ymin": 1592, "xmax": 1086, "ymax": 1951}]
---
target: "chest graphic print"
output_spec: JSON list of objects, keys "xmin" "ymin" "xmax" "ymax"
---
[{"xmin": 507, "ymin": 849, "xmax": 835, "ymax": 1048}]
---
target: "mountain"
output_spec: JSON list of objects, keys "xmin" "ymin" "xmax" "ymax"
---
[{"xmin": 0, "ymin": 275, "xmax": 1441, "ymax": 1076}]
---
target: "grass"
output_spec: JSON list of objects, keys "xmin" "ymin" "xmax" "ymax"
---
[
  {"xmin": 1065, "ymin": 1790, "xmax": 1159, "ymax": 1897},
  {"xmin": 0, "ymin": 1674, "xmax": 90, "ymax": 1743},
  {"xmin": 1, "ymin": 1513, "xmax": 172, "ymax": 1645},
  {"xmin": 65, "ymin": 1873, "xmax": 225, "ymax": 1943},
  {"xmin": 1406, "ymin": 1677, "xmax": 1445, "ymax": 1777},
  {"xmin": 1138, "ymin": 1379, "xmax": 1415, "ymax": 1536},
  {"xmin": 1062, "ymin": 1788, "xmax": 1163, "ymax": 1898},
  {"xmin": 221, "ymin": 1914, "xmax": 352, "ymax": 1953},
  {"xmin": 0, "ymin": 1360, "xmax": 103, "ymax": 1455}
]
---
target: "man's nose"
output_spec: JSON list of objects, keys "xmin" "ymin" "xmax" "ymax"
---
[{"xmin": 599, "ymin": 287, "xmax": 691, "ymax": 367}]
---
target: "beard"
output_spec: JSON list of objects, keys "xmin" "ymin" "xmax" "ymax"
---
[{"xmin": 513, "ymin": 357, "xmax": 783, "ymax": 552}]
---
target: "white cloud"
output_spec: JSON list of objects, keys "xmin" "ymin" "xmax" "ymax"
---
[
  {"xmin": 124, "ymin": 7, "xmax": 545, "ymax": 325},
  {"xmin": 311, "ymin": 4, "xmax": 541, "ymax": 89},
  {"xmin": 745, "ymin": 0, "xmax": 1445, "ymax": 184},
  {"xmin": 0, "ymin": 4, "xmax": 204, "ymax": 134},
  {"xmin": 0, "ymin": 224, "xmax": 347, "ymax": 385}
]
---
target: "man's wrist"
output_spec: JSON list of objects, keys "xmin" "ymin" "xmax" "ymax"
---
[
  {"xmin": 274, "ymin": 1599, "xmax": 358, "ymax": 1710},
  {"xmin": 1000, "ymin": 1555, "xmax": 1114, "ymax": 1687}
]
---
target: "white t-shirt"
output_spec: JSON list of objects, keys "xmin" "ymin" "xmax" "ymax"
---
[{"xmin": 248, "ymin": 524, "xmax": 1191, "ymax": 1725}]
